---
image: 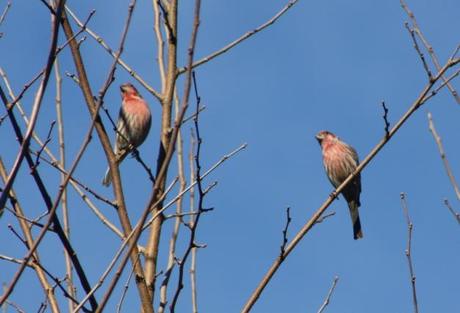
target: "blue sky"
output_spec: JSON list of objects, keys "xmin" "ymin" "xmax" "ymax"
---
[{"xmin": 1, "ymin": 0, "xmax": 459, "ymax": 312}]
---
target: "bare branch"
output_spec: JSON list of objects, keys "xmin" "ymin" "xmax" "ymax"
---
[
  {"xmin": 32, "ymin": 121, "xmax": 55, "ymax": 169},
  {"xmin": 0, "ymin": 1, "xmax": 11, "ymax": 26},
  {"xmin": 443, "ymin": 199, "xmax": 460, "ymax": 225},
  {"xmin": 116, "ymin": 257, "xmax": 139, "ymax": 313},
  {"xmin": 178, "ymin": 0, "xmax": 300, "ymax": 74},
  {"xmin": 427, "ymin": 112, "xmax": 460, "ymax": 200},
  {"xmin": 0, "ymin": 0, "xmax": 71, "ymax": 306},
  {"xmin": 317, "ymin": 276, "xmax": 339, "ymax": 313},
  {"xmin": 400, "ymin": 0, "xmax": 460, "ymax": 104},
  {"xmin": 279, "ymin": 207, "xmax": 291, "ymax": 258},
  {"xmin": 241, "ymin": 52, "xmax": 460, "ymax": 313},
  {"xmin": 381, "ymin": 101, "xmax": 390, "ymax": 138},
  {"xmin": 65, "ymin": 5, "xmax": 162, "ymax": 101},
  {"xmin": 404, "ymin": 22, "xmax": 433, "ymax": 80},
  {"xmin": 400, "ymin": 193, "xmax": 419, "ymax": 313}
]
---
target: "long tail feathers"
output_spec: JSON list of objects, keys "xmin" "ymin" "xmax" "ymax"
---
[
  {"xmin": 102, "ymin": 167, "xmax": 112, "ymax": 187},
  {"xmin": 348, "ymin": 201, "xmax": 363, "ymax": 240}
]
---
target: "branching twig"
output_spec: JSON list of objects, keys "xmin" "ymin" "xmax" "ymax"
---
[
  {"xmin": 314, "ymin": 211, "xmax": 336, "ymax": 224},
  {"xmin": 427, "ymin": 112, "xmax": 460, "ymax": 200},
  {"xmin": 401, "ymin": 0, "xmax": 460, "ymax": 103},
  {"xmin": 400, "ymin": 193, "xmax": 419, "ymax": 313},
  {"xmin": 443, "ymin": 199, "xmax": 460, "ymax": 225},
  {"xmin": 404, "ymin": 22, "xmax": 433, "ymax": 80},
  {"xmin": 280, "ymin": 207, "xmax": 291, "ymax": 258},
  {"xmin": 71, "ymin": 177, "xmax": 179, "ymax": 313},
  {"xmin": 381, "ymin": 101, "xmax": 390, "ymax": 138},
  {"xmin": 142, "ymin": 143, "xmax": 247, "ymax": 232},
  {"xmin": 32, "ymin": 121, "xmax": 55, "ymax": 169},
  {"xmin": 178, "ymin": 0, "xmax": 300, "ymax": 74},
  {"xmin": 65, "ymin": 5, "xmax": 162, "ymax": 100},
  {"xmin": 316, "ymin": 276, "xmax": 339, "ymax": 313},
  {"xmin": 241, "ymin": 48, "xmax": 460, "ymax": 313}
]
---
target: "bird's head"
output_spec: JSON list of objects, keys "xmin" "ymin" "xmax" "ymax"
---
[
  {"xmin": 120, "ymin": 83, "xmax": 139, "ymax": 97},
  {"xmin": 315, "ymin": 130, "xmax": 336, "ymax": 145}
]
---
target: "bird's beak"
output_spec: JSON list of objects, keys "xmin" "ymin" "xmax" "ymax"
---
[
  {"xmin": 120, "ymin": 85, "xmax": 125, "ymax": 93},
  {"xmin": 315, "ymin": 134, "xmax": 322, "ymax": 143}
]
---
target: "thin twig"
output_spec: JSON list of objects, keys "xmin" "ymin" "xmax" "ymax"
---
[
  {"xmin": 381, "ymin": 101, "xmax": 390, "ymax": 138},
  {"xmin": 178, "ymin": 0, "xmax": 300, "ymax": 74},
  {"xmin": 72, "ymin": 177, "xmax": 179, "ymax": 313},
  {"xmin": 280, "ymin": 207, "xmax": 291, "ymax": 258},
  {"xmin": 241, "ymin": 52, "xmax": 460, "ymax": 313},
  {"xmin": 0, "ymin": 0, "xmax": 71, "ymax": 307},
  {"xmin": 158, "ymin": 88, "xmax": 187, "ymax": 313},
  {"xmin": 427, "ymin": 112, "xmax": 460, "ymax": 200},
  {"xmin": 32, "ymin": 121, "xmax": 55, "ymax": 169},
  {"xmin": 142, "ymin": 143, "xmax": 247, "ymax": 232},
  {"xmin": 115, "ymin": 256, "xmax": 139, "ymax": 313},
  {"xmin": 421, "ymin": 67, "xmax": 460, "ymax": 103},
  {"xmin": 316, "ymin": 276, "xmax": 339, "ymax": 313},
  {"xmin": 314, "ymin": 211, "xmax": 336, "ymax": 224},
  {"xmin": 54, "ymin": 57, "xmax": 77, "ymax": 312},
  {"xmin": 0, "ymin": 2, "xmax": 11, "ymax": 26},
  {"xmin": 401, "ymin": 0, "xmax": 460, "ymax": 104},
  {"xmin": 443, "ymin": 199, "xmax": 460, "ymax": 225},
  {"xmin": 404, "ymin": 22, "xmax": 433, "ymax": 80},
  {"xmin": 65, "ymin": 5, "xmax": 162, "ymax": 100},
  {"xmin": 189, "ymin": 129, "xmax": 198, "ymax": 313},
  {"xmin": 400, "ymin": 193, "xmax": 419, "ymax": 313},
  {"xmin": 1, "ymin": 67, "xmax": 122, "ymax": 239}
]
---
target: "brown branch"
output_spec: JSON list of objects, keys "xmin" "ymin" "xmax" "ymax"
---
[
  {"xmin": 317, "ymin": 276, "xmax": 339, "ymax": 313},
  {"xmin": 427, "ymin": 112, "xmax": 460, "ymax": 200},
  {"xmin": 443, "ymin": 199, "xmax": 460, "ymax": 225},
  {"xmin": 75, "ymin": 177, "xmax": 178, "ymax": 313},
  {"xmin": 1, "ymin": 67, "xmax": 123, "ymax": 239},
  {"xmin": 153, "ymin": 0, "xmax": 167, "ymax": 87},
  {"xmin": 98, "ymin": 0, "xmax": 201, "ymax": 307},
  {"xmin": 54, "ymin": 57, "xmax": 76, "ymax": 312},
  {"xmin": 61, "ymin": 1, "xmax": 155, "ymax": 311},
  {"xmin": 142, "ymin": 143, "xmax": 247, "ymax": 231},
  {"xmin": 0, "ymin": 0, "xmax": 70, "ymax": 307},
  {"xmin": 421, "ymin": 67, "xmax": 460, "ymax": 103},
  {"xmin": 158, "ymin": 88, "xmax": 186, "ymax": 313},
  {"xmin": 241, "ymin": 55, "xmax": 460, "ymax": 313},
  {"xmin": 178, "ymin": 0, "xmax": 299, "ymax": 74},
  {"xmin": 400, "ymin": 0, "xmax": 460, "ymax": 104},
  {"xmin": 400, "ymin": 193, "xmax": 419, "ymax": 313},
  {"xmin": 65, "ymin": 5, "xmax": 162, "ymax": 101}
]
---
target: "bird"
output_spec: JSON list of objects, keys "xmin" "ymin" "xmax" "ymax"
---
[
  {"xmin": 315, "ymin": 130, "xmax": 363, "ymax": 239},
  {"xmin": 102, "ymin": 83, "xmax": 152, "ymax": 187}
]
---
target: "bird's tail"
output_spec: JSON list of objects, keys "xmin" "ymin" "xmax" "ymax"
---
[
  {"xmin": 348, "ymin": 201, "xmax": 363, "ymax": 240},
  {"xmin": 102, "ymin": 151, "xmax": 129, "ymax": 187},
  {"xmin": 102, "ymin": 167, "xmax": 112, "ymax": 187}
]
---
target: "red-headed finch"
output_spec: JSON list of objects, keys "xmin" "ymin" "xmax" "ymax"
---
[
  {"xmin": 102, "ymin": 83, "xmax": 152, "ymax": 187},
  {"xmin": 316, "ymin": 130, "xmax": 363, "ymax": 240}
]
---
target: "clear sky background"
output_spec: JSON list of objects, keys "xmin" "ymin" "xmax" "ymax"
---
[{"xmin": 1, "ymin": 0, "xmax": 459, "ymax": 312}]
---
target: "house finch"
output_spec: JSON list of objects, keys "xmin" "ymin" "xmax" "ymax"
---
[
  {"xmin": 315, "ymin": 130, "xmax": 363, "ymax": 239},
  {"xmin": 102, "ymin": 83, "xmax": 152, "ymax": 186}
]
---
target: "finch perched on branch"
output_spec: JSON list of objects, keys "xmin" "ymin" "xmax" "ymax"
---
[
  {"xmin": 315, "ymin": 130, "xmax": 363, "ymax": 239},
  {"xmin": 102, "ymin": 83, "xmax": 152, "ymax": 187}
]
